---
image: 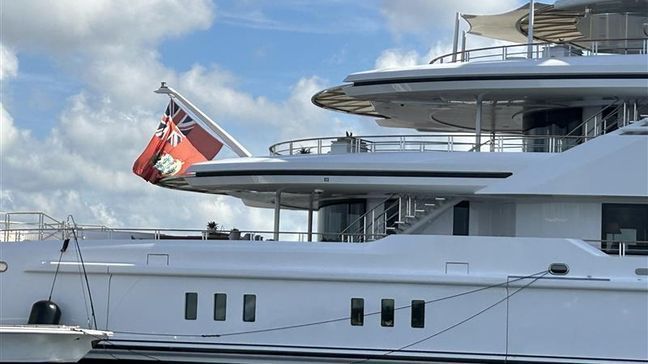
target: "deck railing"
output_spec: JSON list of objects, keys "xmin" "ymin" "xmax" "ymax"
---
[
  {"xmin": 430, "ymin": 37, "xmax": 648, "ymax": 64},
  {"xmin": 586, "ymin": 240, "xmax": 648, "ymax": 257},
  {"xmin": 0, "ymin": 226, "xmax": 384, "ymax": 243},
  {"xmin": 2, "ymin": 213, "xmax": 646, "ymax": 257},
  {"xmin": 3, "ymin": 226, "xmax": 647, "ymax": 256},
  {"xmin": 268, "ymin": 134, "xmax": 581, "ymax": 156}
]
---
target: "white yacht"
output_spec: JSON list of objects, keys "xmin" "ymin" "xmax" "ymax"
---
[{"xmin": 1, "ymin": 1, "xmax": 647, "ymax": 363}]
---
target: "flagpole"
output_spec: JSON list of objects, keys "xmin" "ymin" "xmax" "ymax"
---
[{"xmin": 155, "ymin": 82, "xmax": 253, "ymax": 158}]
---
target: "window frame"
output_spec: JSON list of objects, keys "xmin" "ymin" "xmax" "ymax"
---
[
  {"xmin": 184, "ymin": 292, "xmax": 198, "ymax": 320},
  {"xmin": 243, "ymin": 294, "xmax": 256, "ymax": 322},
  {"xmin": 350, "ymin": 298, "xmax": 364, "ymax": 326},
  {"xmin": 213, "ymin": 293, "xmax": 227, "ymax": 321},
  {"xmin": 381, "ymin": 298, "xmax": 395, "ymax": 327}
]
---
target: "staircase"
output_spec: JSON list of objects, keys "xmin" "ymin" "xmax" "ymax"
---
[
  {"xmin": 338, "ymin": 195, "xmax": 459, "ymax": 242},
  {"xmin": 562, "ymin": 100, "xmax": 648, "ymax": 146}
]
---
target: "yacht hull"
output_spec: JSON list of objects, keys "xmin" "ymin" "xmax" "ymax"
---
[{"xmin": 1, "ymin": 236, "xmax": 646, "ymax": 363}]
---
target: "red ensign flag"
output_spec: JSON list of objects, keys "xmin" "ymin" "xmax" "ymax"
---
[{"xmin": 133, "ymin": 99, "xmax": 224, "ymax": 184}]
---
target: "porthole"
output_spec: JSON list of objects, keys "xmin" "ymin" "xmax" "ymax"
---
[
  {"xmin": 549, "ymin": 263, "xmax": 569, "ymax": 275},
  {"xmin": 0, "ymin": 261, "xmax": 7, "ymax": 272}
]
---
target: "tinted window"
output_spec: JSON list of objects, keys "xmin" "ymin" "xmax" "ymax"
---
[
  {"xmin": 381, "ymin": 299, "xmax": 394, "ymax": 327},
  {"xmin": 453, "ymin": 201, "xmax": 470, "ymax": 236},
  {"xmin": 318, "ymin": 200, "xmax": 366, "ymax": 241},
  {"xmin": 350, "ymin": 298, "xmax": 364, "ymax": 326},
  {"xmin": 214, "ymin": 293, "xmax": 227, "ymax": 321},
  {"xmin": 243, "ymin": 294, "xmax": 256, "ymax": 322},
  {"xmin": 185, "ymin": 292, "xmax": 197, "ymax": 320},
  {"xmin": 602, "ymin": 203, "xmax": 648, "ymax": 255},
  {"xmin": 411, "ymin": 300, "xmax": 425, "ymax": 328}
]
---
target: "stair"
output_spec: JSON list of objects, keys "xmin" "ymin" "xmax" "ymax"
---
[{"xmin": 338, "ymin": 194, "xmax": 459, "ymax": 242}]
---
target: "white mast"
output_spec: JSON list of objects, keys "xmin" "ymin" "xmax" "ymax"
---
[
  {"xmin": 155, "ymin": 82, "xmax": 252, "ymax": 158},
  {"xmin": 527, "ymin": 0, "xmax": 536, "ymax": 59}
]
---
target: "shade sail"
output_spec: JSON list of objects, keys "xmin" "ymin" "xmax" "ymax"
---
[{"xmin": 463, "ymin": 2, "xmax": 585, "ymax": 43}]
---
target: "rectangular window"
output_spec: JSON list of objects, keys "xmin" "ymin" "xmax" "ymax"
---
[
  {"xmin": 243, "ymin": 294, "xmax": 256, "ymax": 322},
  {"xmin": 381, "ymin": 299, "xmax": 394, "ymax": 327},
  {"xmin": 602, "ymin": 203, "xmax": 648, "ymax": 255},
  {"xmin": 350, "ymin": 298, "xmax": 364, "ymax": 326},
  {"xmin": 453, "ymin": 201, "xmax": 470, "ymax": 236},
  {"xmin": 213, "ymin": 293, "xmax": 227, "ymax": 321},
  {"xmin": 185, "ymin": 292, "xmax": 197, "ymax": 320},
  {"xmin": 411, "ymin": 300, "xmax": 425, "ymax": 328}
]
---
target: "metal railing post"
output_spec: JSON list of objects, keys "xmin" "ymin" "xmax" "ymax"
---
[
  {"xmin": 371, "ymin": 209, "xmax": 376, "ymax": 236},
  {"xmin": 452, "ymin": 12, "xmax": 460, "ymax": 62},
  {"xmin": 38, "ymin": 214, "xmax": 44, "ymax": 240}
]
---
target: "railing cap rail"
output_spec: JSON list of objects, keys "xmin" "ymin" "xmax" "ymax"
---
[{"xmin": 429, "ymin": 37, "xmax": 648, "ymax": 64}]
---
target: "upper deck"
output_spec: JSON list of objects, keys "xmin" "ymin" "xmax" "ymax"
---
[{"xmin": 312, "ymin": 0, "xmax": 648, "ymax": 134}]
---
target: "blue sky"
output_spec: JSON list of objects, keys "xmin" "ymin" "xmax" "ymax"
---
[
  {"xmin": 6, "ymin": 1, "xmax": 391, "ymax": 136},
  {"xmin": 1, "ymin": 0, "xmax": 525, "ymax": 230}
]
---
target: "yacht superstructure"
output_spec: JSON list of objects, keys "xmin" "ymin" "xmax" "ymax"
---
[{"xmin": 1, "ymin": 1, "xmax": 647, "ymax": 363}]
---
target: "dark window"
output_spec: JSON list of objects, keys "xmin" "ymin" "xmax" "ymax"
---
[
  {"xmin": 185, "ymin": 292, "xmax": 197, "ymax": 320},
  {"xmin": 453, "ymin": 201, "xmax": 470, "ymax": 236},
  {"xmin": 350, "ymin": 298, "xmax": 364, "ymax": 326},
  {"xmin": 411, "ymin": 300, "xmax": 425, "ymax": 328},
  {"xmin": 243, "ymin": 294, "xmax": 256, "ymax": 322},
  {"xmin": 213, "ymin": 293, "xmax": 227, "ymax": 321},
  {"xmin": 602, "ymin": 204, "xmax": 648, "ymax": 255},
  {"xmin": 318, "ymin": 200, "xmax": 366, "ymax": 241},
  {"xmin": 381, "ymin": 299, "xmax": 394, "ymax": 327}
]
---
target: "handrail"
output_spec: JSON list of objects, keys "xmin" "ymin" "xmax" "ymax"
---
[
  {"xmin": 563, "ymin": 99, "xmax": 622, "ymax": 139},
  {"xmin": 430, "ymin": 37, "xmax": 648, "ymax": 64},
  {"xmin": 338, "ymin": 194, "xmax": 396, "ymax": 238},
  {"xmin": 3, "ymin": 226, "xmax": 646, "ymax": 256},
  {"xmin": 269, "ymin": 134, "xmax": 583, "ymax": 156},
  {"xmin": 0, "ymin": 226, "xmax": 389, "ymax": 243},
  {"xmin": 586, "ymin": 239, "xmax": 648, "ymax": 257}
]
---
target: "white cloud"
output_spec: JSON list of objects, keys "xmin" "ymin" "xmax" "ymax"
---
[
  {"xmin": 375, "ymin": 49, "xmax": 423, "ymax": 69},
  {"xmin": 380, "ymin": 0, "xmax": 519, "ymax": 38},
  {"xmin": 0, "ymin": 0, "xmax": 376, "ymax": 236},
  {"xmin": 0, "ymin": 44, "xmax": 18, "ymax": 80},
  {"xmin": 375, "ymin": 35, "xmax": 514, "ymax": 70},
  {"xmin": 1, "ymin": 0, "xmax": 214, "ymax": 54},
  {"xmin": 0, "ymin": 104, "xmax": 19, "ymax": 154}
]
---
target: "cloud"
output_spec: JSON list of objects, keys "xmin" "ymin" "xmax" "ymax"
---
[
  {"xmin": 0, "ymin": 44, "xmax": 18, "ymax": 80},
  {"xmin": 380, "ymin": 0, "xmax": 519, "ymax": 38},
  {"xmin": 1, "ymin": 0, "xmax": 214, "ymax": 54},
  {"xmin": 375, "ymin": 36, "xmax": 513, "ymax": 70},
  {"xmin": 1, "ymin": 0, "xmax": 374, "ymax": 235},
  {"xmin": 0, "ymin": 103, "xmax": 23, "ymax": 156},
  {"xmin": 215, "ymin": 3, "xmax": 380, "ymax": 34}
]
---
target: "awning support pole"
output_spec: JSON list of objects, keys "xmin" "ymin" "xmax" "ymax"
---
[
  {"xmin": 527, "ymin": 0, "xmax": 535, "ymax": 59},
  {"xmin": 475, "ymin": 96, "xmax": 483, "ymax": 152},
  {"xmin": 461, "ymin": 31, "xmax": 467, "ymax": 62},
  {"xmin": 273, "ymin": 191, "xmax": 281, "ymax": 241},
  {"xmin": 452, "ymin": 12, "xmax": 461, "ymax": 62},
  {"xmin": 307, "ymin": 192, "xmax": 314, "ymax": 242}
]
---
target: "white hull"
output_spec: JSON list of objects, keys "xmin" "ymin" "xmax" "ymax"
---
[
  {"xmin": 1, "ymin": 236, "xmax": 646, "ymax": 363},
  {"xmin": 0, "ymin": 325, "xmax": 111, "ymax": 363}
]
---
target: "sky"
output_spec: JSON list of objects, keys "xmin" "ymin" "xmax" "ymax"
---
[{"xmin": 0, "ymin": 0, "xmax": 525, "ymax": 234}]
